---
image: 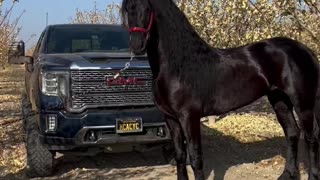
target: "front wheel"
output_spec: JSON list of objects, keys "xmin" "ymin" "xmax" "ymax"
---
[
  {"xmin": 162, "ymin": 143, "xmax": 192, "ymax": 166},
  {"xmin": 25, "ymin": 113, "xmax": 54, "ymax": 178},
  {"xmin": 162, "ymin": 143, "xmax": 176, "ymax": 166}
]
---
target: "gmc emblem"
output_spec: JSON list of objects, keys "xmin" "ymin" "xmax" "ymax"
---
[{"xmin": 106, "ymin": 77, "xmax": 146, "ymax": 86}]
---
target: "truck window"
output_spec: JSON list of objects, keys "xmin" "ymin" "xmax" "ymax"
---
[{"xmin": 46, "ymin": 26, "xmax": 130, "ymax": 54}]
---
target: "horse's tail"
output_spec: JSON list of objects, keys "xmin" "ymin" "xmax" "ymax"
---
[{"xmin": 314, "ymin": 55, "xmax": 320, "ymax": 139}]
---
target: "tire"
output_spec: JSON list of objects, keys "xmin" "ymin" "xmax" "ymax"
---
[
  {"xmin": 162, "ymin": 142, "xmax": 191, "ymax": 166},
  {"xmin": 162, "ymin": 143, "xmax": 176, "ymax": 166},
  {"xmin": 25, "ymin": 112, "xmax": 54, "ymax": 178}
]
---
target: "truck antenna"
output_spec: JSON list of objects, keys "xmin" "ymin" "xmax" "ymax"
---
[{"xmin": 46, "ymin": 12, "xmax": 48, "ymax": 26}]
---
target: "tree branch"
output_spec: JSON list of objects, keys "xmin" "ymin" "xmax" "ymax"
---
[
  {"xmin": 0, "ymin": 3, "xmax": 14, "ymax": 27},
  {"xmin": 292, "ymin": 5, "xmax": 320, "ymax": 43}
]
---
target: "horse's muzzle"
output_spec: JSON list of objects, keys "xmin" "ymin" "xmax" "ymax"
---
[{"xmin": 130, "ymin": 32, "xmax": 148, "ymax": 55}]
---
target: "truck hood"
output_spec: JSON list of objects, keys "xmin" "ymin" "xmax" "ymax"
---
[{"xmin": 39, "ymin": 52, "xmax": 150, "ymax": 71}]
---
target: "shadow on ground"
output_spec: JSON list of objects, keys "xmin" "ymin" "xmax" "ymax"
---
[
  {"xmin": 3, "ymin": 126, "xmax": 293, "ymax": 180},
  {"xmin": 200, "ymin": 124, "xmax": 286, "ymax": 180},
  {"xmin": 3, "ymin": 147, "xmax": 174, "ymax": 180}
]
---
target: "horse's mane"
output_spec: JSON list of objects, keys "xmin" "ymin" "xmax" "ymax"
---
[
  {"xmin": 149, "ymin": 0, "xmax": 215, "ymax": 56},
  {"xmin": 157, "ymin": 0, "xmax": 224, "ymax": 88}
]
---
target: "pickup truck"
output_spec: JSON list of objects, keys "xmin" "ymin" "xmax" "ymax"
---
[{"xmin": 8, "ymin": 24, "xmax": 173, "ymax": 177}]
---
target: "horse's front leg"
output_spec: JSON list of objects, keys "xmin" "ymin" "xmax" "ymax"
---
[
  {"xmin": 166, "ymin": 116, "xmax": 189, "ymax": 180},
  {"xmin": 179, "ymin": 112, "xmax": 205, "ymax": 180}
]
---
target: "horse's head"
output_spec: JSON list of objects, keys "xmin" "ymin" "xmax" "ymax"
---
[{"xmin": 121, "ymin": 0, "xmax": 154, "ymax": 55}]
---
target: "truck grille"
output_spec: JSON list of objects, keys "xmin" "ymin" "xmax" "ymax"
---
[{"xmin": 70, "ymin": 69, "xmax": 154, "ymax": 111}]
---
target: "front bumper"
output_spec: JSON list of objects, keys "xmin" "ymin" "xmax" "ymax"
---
[{"xmin": 38, "ymin": 107, "xmax": 171, "ymax": 150}]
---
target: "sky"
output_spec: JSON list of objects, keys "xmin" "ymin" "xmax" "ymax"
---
[{"xmin": 2, "ymin": 0, "xmax": 121, "ymax": 48}]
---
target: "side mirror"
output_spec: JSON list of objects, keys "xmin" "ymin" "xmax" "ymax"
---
[{"xmin": 8, "ymin": 40, "xmax": 33, "ymax": 64}]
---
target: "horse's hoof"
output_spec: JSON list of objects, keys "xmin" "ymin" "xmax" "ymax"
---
[{"xmin": 278, "ymin": 170, "xmax": 300, "ymax": 180}]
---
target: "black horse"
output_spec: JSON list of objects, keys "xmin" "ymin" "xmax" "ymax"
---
[{"xmin": 120, "ymin": 0, "xmax": 320, "ymax": 179}]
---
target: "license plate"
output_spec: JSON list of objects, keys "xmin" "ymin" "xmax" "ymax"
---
[{"xmin": 116, "ymin": 118, "xmax": 143, "ymax": 133}]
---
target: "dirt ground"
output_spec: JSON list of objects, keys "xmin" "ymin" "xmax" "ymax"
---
[{"xmin": 0, "ymin": 66, "xmax": 311, "ymax": 180}]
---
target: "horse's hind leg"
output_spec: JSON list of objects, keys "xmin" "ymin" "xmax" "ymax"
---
[
  {"xmin": 268, "ymin": 90, "xmax": 301, "ymax": 180},
  {"xmin": 295, "ymin": 109, "xmax": 319, "ymax": 180},
  {"xmin": 287, "ymin": 85, "xmax": 319, "ymax": 180},
  {"xmin": 166, "ymin": 116, "xmax": 189, "ymax": 180}
]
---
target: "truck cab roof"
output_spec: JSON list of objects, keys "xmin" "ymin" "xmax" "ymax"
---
[{"xmin": 46, "ymin": 23, "xmax": 125, "ymax": 29}]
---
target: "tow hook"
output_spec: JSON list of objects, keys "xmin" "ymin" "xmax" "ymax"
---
[
  {"xmin": 157, "ymin": 127, "xmax": 165, "ymax": 137},
  {"xmin": 88, "ymin": 131, "xmax": 97, "ymax": 142}
]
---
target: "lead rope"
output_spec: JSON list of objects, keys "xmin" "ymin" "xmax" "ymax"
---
[
  {"xmin": 76, "ymin": 52, "xmax": 135, "ymax": 96},
  {"xmin": 113, "ymin": 52, "xmax": 135, "ymax": 79}
]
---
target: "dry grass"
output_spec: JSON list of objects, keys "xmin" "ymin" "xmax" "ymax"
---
[
  {"xmin": 204, "ymin": 112, "xmax": 284, "ymax": 143},
  {"xmin": 0, "ymin": 65, "xmax": 26, "ymax": 176}
]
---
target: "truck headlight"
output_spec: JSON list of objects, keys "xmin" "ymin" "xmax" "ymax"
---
[{"xmin": 41, "ymin": 72, "xmax": 68, "ymax": 96}]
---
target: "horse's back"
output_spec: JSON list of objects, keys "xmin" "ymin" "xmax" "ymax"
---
[{"xmin": 244, "ymin": 36, "xmax": 318, "ymax": 83}]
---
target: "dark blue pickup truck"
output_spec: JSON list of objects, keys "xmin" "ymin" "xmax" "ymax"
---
[{"xmin": 8, "ymin": 24, "xmax": 173, "ymax": 177}]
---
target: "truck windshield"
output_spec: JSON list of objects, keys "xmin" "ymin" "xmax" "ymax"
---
[{"xmin": 46, "ymin": 26, "xmax": 130, "ymax": 54}]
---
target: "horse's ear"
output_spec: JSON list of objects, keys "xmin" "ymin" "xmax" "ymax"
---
[
  {"xmin": 147, "ymin": 0, "xmax": 153, "ymax": 8},
  {"xmin": 172, "ymin": 0, "xmax": 179, "ymax": 4},
  {"xmin": 120, "ymin": 0, "xmax": 129, "ymax": 27},
  {"xmin": 121, "ymin": 0, "xmax": 126, "ymax": 9}
]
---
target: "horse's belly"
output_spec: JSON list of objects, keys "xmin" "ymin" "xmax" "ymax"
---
[{"xmin": 204, "ymin": 75, "xmax": 269, "ymax": 115}]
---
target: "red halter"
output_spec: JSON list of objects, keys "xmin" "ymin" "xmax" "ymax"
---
[{"xmin": 129, "ymin": 12, "xmax": 154, "ymax": 34}]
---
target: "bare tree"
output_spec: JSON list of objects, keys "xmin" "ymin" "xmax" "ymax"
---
[
  {"xmin": 0, "ymin": 0, "xmax": 24, "ymax": 69},
  {"xmin": 70, "ymin": 1, "xmax": 121, "ymax": 24}
]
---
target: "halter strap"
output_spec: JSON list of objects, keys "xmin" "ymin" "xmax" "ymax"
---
[{"xmin": 129, "ymin": 12, "xmax": 154, "ymax": 34}]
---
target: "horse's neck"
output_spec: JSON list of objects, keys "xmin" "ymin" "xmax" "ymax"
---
[{"xmin": 149, "ymin": 0, "xmax": 214, "ymax": 69}]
